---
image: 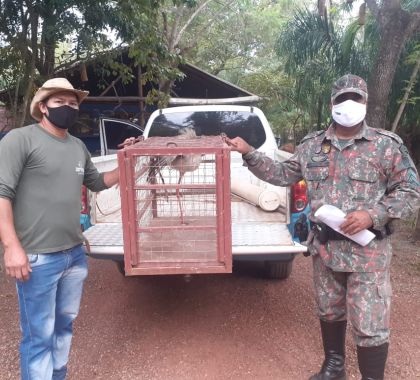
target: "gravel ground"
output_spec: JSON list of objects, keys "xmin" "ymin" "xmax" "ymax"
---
[{"xmin": 1, "ymin": 228, "xmax": 419, "ymax": 380}]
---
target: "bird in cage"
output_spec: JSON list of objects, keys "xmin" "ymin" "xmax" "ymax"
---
[{"xmin": 147, "ymin": 127, "xmax": 202, "ymax": 224}]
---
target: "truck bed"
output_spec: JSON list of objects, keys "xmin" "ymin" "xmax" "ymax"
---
[
  {"xmin": 84, "ymin": 196, "xmax": 306, "ymax": 258},
  {"xmin": 84, "ymin": 154, "xmax": 307, "ymax": 259}
]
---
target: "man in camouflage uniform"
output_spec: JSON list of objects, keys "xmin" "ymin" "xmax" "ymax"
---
[{"xmin": 226, "ymin": 74, "xmax": 420, "ymax": 380}]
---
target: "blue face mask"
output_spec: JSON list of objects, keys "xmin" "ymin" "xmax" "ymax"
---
[{"xmin": 46, "ymin": 105, "xmax": 79, "ymax": 129}]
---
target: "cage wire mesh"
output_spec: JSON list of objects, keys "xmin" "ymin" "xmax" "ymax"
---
[{"xmin": 119, "ymin": 136, "xmax": 231, "ymax": 274}]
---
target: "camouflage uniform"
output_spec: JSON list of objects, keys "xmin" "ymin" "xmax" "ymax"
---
[{"xmin": 243, "ymin": 119, "xmax": 420, "ymax": 346}]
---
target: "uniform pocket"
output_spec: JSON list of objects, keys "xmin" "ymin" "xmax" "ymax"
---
[
  {"xmin": 305, "ymin": 166, "xmax": 329, "ymax": 181},
  {"xmin": 348, "ymin": 158, "xmax": 378, "ymax": 200},
  {"xmin": 305, "ymin": 166, "xmax": 329, "ymax": 199},
  {"xmin": 348, "ymin": 158, "xmax": 378, "ymax": 182}
]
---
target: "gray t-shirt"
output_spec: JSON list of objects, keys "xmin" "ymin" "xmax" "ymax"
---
[{"xmin": 0, "ymin": 124, "xmax": 107, "ymax": 254}]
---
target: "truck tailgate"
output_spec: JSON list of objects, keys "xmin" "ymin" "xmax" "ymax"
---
[
  {"xmin": 84, "ymin": 196, "xmax": 307, "ymax": 257},
  {"xmin": 83, "ymin": 221, "xmax": 306, "ymax": 256}
]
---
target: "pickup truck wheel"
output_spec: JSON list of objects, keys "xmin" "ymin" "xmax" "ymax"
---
[{"xmin": 264, "ymin": 260, "xmax": 293, "ymax": 280}]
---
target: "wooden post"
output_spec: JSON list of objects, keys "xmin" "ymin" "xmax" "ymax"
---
[{"xmin": 80, "ymin": 62, "xmax": 89, "ymax": 82}]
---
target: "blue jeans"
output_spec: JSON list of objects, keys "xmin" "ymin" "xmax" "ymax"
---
[{"xmin": 16, "ymin": 245, "xmax": 88, "ymax": 380}]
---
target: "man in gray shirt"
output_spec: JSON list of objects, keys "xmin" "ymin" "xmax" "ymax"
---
[{"xmin": 0, "ymin": 78, "xmax": 120, "ymax": 380}]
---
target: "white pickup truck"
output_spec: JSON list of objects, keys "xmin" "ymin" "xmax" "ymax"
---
[{"xmin": 83, "ymin": 105, "xmax": 308, "ymax": 279}]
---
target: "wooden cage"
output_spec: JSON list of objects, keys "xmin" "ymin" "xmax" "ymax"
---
[{"xmin": 118, "ymin": 135, "xmax": 232, "ymax": 275}]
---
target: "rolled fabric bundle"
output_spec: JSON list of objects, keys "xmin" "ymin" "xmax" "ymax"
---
[{"xmin": 231, "ymin": 179, "xmax": 281, "ymax": 211}]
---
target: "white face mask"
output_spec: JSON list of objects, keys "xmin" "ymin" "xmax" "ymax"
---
[{"xmin": 332, "ymin": 99, "xmax": 366, "ymax": 128}]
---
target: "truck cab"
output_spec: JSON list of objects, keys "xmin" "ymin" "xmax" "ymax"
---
[{"xmin": 69, "ymin": 117, "xmax": 144, "ymax": 156}]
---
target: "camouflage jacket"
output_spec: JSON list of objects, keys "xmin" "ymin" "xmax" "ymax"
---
[{"xmin": 243, "ymin": 122, "xmax": 420, "ymax": 272}]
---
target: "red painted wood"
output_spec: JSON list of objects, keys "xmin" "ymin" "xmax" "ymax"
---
[{"xmin": 118, "ymin": 135, "xmax": 232, "ymax": 275}]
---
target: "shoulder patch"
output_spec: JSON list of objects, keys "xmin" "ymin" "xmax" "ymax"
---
[
  {"xmin": 399, "ymin": 144, "xmax": 416, "ymax": 170},
  {"xmin": 375, "ymin": 129, "xmax": 403, "ymax": 144},
  {"xmin": 300, "ymin": 130, "xmax": 325, "ymax": 143},
  {"xmin": 407, "ymin": 168, "xmax": 420, "ymax": 187}
]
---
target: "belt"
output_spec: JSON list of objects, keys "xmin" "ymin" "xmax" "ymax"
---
[{"xmin": 310, "ymin": 222, "xmax": 389, "ymax": 243}]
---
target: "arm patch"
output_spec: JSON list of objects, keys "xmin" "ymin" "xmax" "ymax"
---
[
  {"xmin": 400, "ymin": 145, "xmax": 416, "ymax": 170},
  {"xmin": 407, "ymin": 168, "xmax": 420, "ymax": 187}
]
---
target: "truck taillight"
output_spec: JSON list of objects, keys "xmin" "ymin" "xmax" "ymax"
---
[
  {"xmin": 81, "ymin": 186, "xmax": 88, "ymax": 214},
  {"xmin": 291, "ymin": 180, "xmax": 308, "ymax": 213}
]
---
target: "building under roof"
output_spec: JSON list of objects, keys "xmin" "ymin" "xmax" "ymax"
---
[
  {"xmin": 0, "ymin": 49, "xmax": 260, "ymax": 131},
  {"xmin": 55, "ymin": 49, "xmax": 260, "ymax": 123}
]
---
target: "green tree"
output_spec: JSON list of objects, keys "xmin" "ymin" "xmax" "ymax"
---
[
  {"xmin": 0, "ymin": 0, "xmax": 116, "ymax": 126},
  {"xmin": 187, "ymin": 1, "xmax": 295, "ymax": 81},
  {"xmin": 187, "ymin": 0, "xmax": 297, "ymax": 137},
  {"xmin": 110, "ymin": 0, "xmax": 220, "ymax": 105},
  {"xmin": 276, "ymin": 1, "xmax": 420, "ymax": 132},
  {"xmin": 276, "ymin": 6, "xmax": 349, "ymax": 131},
  {"xmin": 364, "ymin": 0, "xmax": 420, "ymax": 129},
  {"xmin": 0, "ymin": 0, "xmax": 212, "ymax": 122}
]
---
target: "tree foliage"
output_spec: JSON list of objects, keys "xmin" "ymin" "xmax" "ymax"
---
[
  {"xmin": 275, "ymin": 6, "xmax": 350, "ymax": 137},
  {"xmin": 275, "ymin": 1, "xmax": 420, "ymax": 141},
  {"xmin": 364, "ymin": 0, "xmax": 420, "ymax": 129},
  {"xmin": 0, "ymin": 0, "xmax": 202, "ymax": 121},
  {"xmin": 187, "ymin": 0, "xmax": 298, "ymax": 138},
  {"xmin": 0, "ymin": 0, "xmax": 118, "ymax": 125}
]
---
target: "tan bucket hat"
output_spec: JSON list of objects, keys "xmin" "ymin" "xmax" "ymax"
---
[{"xmin": 30, "ymin": 78, "xmax": 89, "ymax": 121}]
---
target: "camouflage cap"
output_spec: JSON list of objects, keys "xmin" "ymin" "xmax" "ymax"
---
[{"xmin": 331, "ymin": 74, "xmax": 368, "ymax": 102}]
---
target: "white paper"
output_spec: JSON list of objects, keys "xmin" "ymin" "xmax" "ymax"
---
[{"xmin": 314, "ymin": 204, "xmax": 375, "ymax": 247}]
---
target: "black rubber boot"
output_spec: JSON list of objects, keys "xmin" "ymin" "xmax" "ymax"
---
[
  {"xmin": 309, "ymin": 320, "xmax": 347, "ymax": 380},
  {"xmin": 357, "ymin": 343, "xmax": 389, "ymax": 380}
]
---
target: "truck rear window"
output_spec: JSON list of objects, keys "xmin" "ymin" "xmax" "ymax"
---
[{"xmin": 148, "ymin": 110, "xmax": 266, "ymax": 149}]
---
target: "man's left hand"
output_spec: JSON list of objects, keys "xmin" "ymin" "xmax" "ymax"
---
[{"xmin": 339, "ymin": 210, "xmax": 373, "ymax": 235}]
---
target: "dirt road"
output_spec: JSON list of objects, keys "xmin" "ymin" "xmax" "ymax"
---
[{"xmin": 1, "ymin": 229, "xmax": 419, "ymax": 380}]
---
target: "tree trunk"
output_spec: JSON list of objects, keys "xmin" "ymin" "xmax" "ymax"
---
[
  {"xmin": 318, "ymin": 0, "xmax": 326, "ymax": 17},
  {"xmin": 137, "ymin": 66, "xmax": 145, "ymax": 128},
  {"xmin": 316, "ymin": 96, "xmax": 323, "ymax": 129},
  {"xmin": 42, "ymin": 40, "xmax": 56, "ymax": 77},
  {"xmin": 12, "ymin": 78, "xmax": 21, "ymax": 128},
  {"xmin": 366, "ymin": 7, "xmax": 411, "ymax": 129},
  {"xmin": 18, "ymin": 68, "xmax": 35, "ymax": 127},
  {"xmin": 18, "ymin": 5, "xmax": 38, "ymax": 127},
  {"xmin": 38, "ymin": 10, "xmax": 56, "ymax": 77},
  {"xmin": 391, "ymin": 54, "xmax": 420, "ymax": 133},
  {"xmin": 159, "ymin": 78, "xmax": 173, "ymax": 95}
]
